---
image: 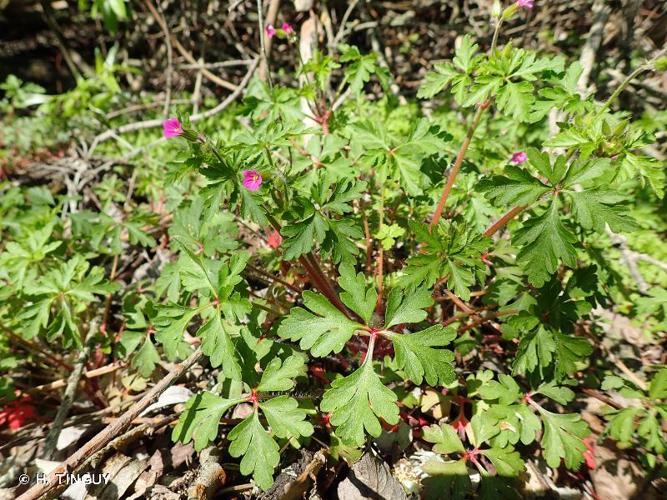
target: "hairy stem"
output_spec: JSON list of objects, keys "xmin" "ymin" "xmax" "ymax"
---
[
  {"xmin": 597, "ymin": 49, "xmax": 665, "ymax": 116},
  {"xmin": 483, "ymin": 204, "xmax": 527, "ymax": 237},
  {"xmin": 490, "ymin": 18, "xmax": 503, "ymax": 54},
  {"xmin": 430, "ymin": 103, "xmax": 487, "ymax": 229}
]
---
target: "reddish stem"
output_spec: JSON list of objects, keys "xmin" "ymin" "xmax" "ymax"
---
[
  {"xmin": 483, "ymin": 205, "xmax": 526, "ymax": 237},
  {"xmin": 430, "ymin": 102, "xmax": 488, "ymax": 229},
  {"xmin": 265, "ymin": 212, "xmax": 350, "ymax": 318}
]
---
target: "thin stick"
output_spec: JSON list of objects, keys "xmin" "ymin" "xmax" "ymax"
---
[
  {"xmin": 178, "ymin": 59, "xmax": 254, "ymax": 70},
  {"xmin": 444, "ymin": 290, "xmax": 474, "ymax": 314},
  {"xmin": 26, "ymin": 362, "xmax": 125, "ymax": 393},
  {"xmin": 603, "ymin": 345, "xmax": 648, "ymax": 391},
  {"xmin": 581, "ymin": 388, "xmax": 624, "ymax": 410},
  {"xmin": 40, "ymin": 0, "xmax": 83, "ymax": 79},
  {"xmin": 333, "ymin": 0, "xmax": 360, "ymax": 46},
  {"xmin": 143, "ymin": 0, "xmax": 173, "ymax": 115},
  {"xmin": 16, "ymin": 347, "xmax": 203, "ymax": 500},
  {"xmin": 172, "ymin": 36, "xmax": 238, "ymax": 91},
  {"xmin": 1, "ymin": 325, "xmax": 72, "ymax": 371},
  {"xmin": 143, "ymin": 0, "xmax": 238, "ymax": 93},
  {"xmin": 45, "ymin": 415, "xmax": 177, "ymax": 499},
  {"xmin": 41, "ymin": 320, "xmax": 98, "ymax": 459},
  {"xmin": 246, "ymin": 263, "xmax": 302, "ymax": 294},
  {"xmin": 87, "ymin": 58, "xmax": 258, "ymax": 154}
]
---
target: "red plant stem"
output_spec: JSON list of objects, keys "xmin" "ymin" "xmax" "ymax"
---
[
  {"xmin": 298, "ymin": 255, "xmax": 329, "ymax": 293},
  {"xmin": 430, "ymin": 102, "xmax": 488, "ymax": 229},
  {"xmin": 299, "ymin": 255, "xmax": 351, "ymax": 318},
  {"xmin": 444, "ymin": 289, "xmax": 474, "ymax": 314},
  {"xmin": 303, "ymin": 252, "xmax": 352, "ymax": 316},
  {"xmin": 265, "ymin": 205, "xmax": 349, "ymax": 318},
  {"xmin": 375, "ymin": 187, "xmax": 386, "ymax": 313},
  {"xmin": 483, "ymin": 205, "xmax": 526, "ymax": 237}
]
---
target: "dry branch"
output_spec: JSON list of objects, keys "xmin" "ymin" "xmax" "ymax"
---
[
  {"xmin": 16, "ymin": 347, "xmax": 203, "ymax": 500},
  {"xmin": 87, "ymin": 58, "xmax": 259, "ymax": 155}
]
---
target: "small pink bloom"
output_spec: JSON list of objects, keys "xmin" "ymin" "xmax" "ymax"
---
[
  {"xmin": 267, "ymin": 230, "xmax": 282, "ymax": 249},
  {"xmin": 242, "ymin": 170, "xmax": 263, "ymax": 191},
  {"xmin": 265, "ymin": 24, "xmax": 276, "ymax": 39},
  {"xmin": 510, "ymin": 151, "xmax": 528, "ymax": 165},
  {"xmin": 517, "ymin": 0, "xmax": 534, "ymax": 8},
  {"xmin": 163, "ymin": 117, "xmax": 183, "ymax": 138},
  {"xmin": 281, "ymin": 22, "xmax": 294, "ymax": 35}
]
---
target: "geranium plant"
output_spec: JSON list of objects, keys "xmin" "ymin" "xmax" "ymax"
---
[
  {"xmin": 1, "ymin": 1, "xmax": 665, "ymax": 497},
  {"xmin": 116, "ymin": 2, "xmax": 667, "ymax": 493}
]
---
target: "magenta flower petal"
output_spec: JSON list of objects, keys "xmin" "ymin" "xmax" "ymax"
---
[
  {"xmin": 242, "ymin": 170, "xmax": 263, "ymax": 191},
  {"xmin": 510, "ymin": 151, "xmax": 528, "ymax": 165},
  {"xmin": 516, "ymin": 0, "xmax": 534, "ymax": 8},
  {"xmin": 282, "ymin": 22, "xmax": 294, "ymax": 35},
  {"xmin": 163, "ymin": 117, "xmax": 183, "ymax": 138},
  {"xmin": 265, "ymin": 24, "xmax": 276, "ymax": 39}
]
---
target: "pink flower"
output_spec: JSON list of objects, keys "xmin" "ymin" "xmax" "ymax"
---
[
  {"xmin": 516, "ymin": 0, "xmax": 534, "ymax": 8},
  {"xmin": 265, "ymin": 24, "xmax": 276, "ymax": 39},
  {"xmin": 267, "ymin": 230, "xmax": 282, "ymax": 249},
  {"xmin": 510, "ymin": 151, "xmax": 527, "ymax": 165},
  {"xmin": 282, "ymin": 22, "xmax": 294, "ymax": 35},
  {"xmin": 163, "ymin": 117, "xmax": 183, "ymax": 138},
  {"xmin": 242, "ymin": 170, "xmax": 263, "ymax": 191}
]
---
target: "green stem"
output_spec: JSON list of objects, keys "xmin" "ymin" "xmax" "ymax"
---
[
  {"xmin": 490, "ymin": 18, "xmax": 503, "ymax": 54},
  {"xmin": 597, "ymin": 49, "xmax": 665, "ymax": 116}
]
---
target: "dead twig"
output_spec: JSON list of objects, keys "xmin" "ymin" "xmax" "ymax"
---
[
  {"xmin": 41, "ymin": 319, "xmax": 98, "ymax": 459},
  {"xmin": 606, "ymin": 227, "xmax": 649, "ymax": 294},
  {"xmin": 142, "ymin": 0, "xmax": 173, "ymax": 116},
  {"xmin": 577, "ymin": 0, "xmax": 610, "ymax": 95},
  {"xmin": 87, "ymin": 58, "xmax": 258, "ymax": 155},
  {"xmin": 16, "ymin": 347, "xmax": 203, "ymax": 500},
  {"xmin": 24, "ymin": 361, "xmax": 125, "ymax": 395},
  {"xmin": 281, "ymin": 449, "xmax": 327, "ymax": 500},
  {"xmin": 187, "ymin": 447, "xmax": 226, "ymax": 500}
]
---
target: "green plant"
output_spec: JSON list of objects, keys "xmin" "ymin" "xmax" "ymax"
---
[
  {"xmin": 2, "ymin": 1, "xmax": 665, "ymax": 496},
  {"xmin": 144, "ymin": 4, "xmax": 666, "ymax": 490}
]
